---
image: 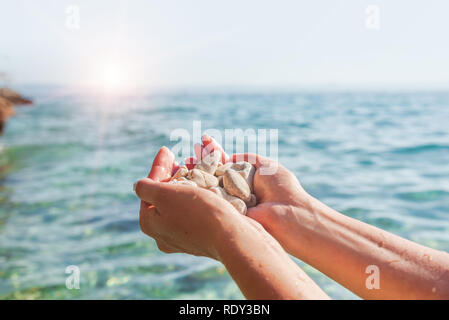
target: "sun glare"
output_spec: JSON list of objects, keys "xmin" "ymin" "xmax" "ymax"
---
[
  {"xmin": 101, "ymin": 66, "xmax": 123, "ymax": 89},
  {"xmin": 91, "ymin": 60, "xmax": 135, "ymax": 94}
]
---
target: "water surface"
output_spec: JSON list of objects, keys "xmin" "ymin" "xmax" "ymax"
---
[{"xmin": 1, "ymin": 88, "xmax": 449, "ymax": 299}]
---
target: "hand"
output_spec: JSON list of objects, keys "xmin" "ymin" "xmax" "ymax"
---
[
  {"xmin": 233, "ymin": 153, "xmax": 449, "ymax": 300},
  {"xmin": 230, "ymin": 153, "xmax": 315, "ymax": 257},
  {"xmin": 191, "ymin": 135, "xmax": 314, "ymax": 256},
  {"xmin": 184, "ymin": 134, "xmax": 229, "ymax": 169},
  {"xmin": 135, "ymin": 146, "xmax": 245, "ymax": 260},
  {"xmin": 135, "ymin": 144, "xmax": 330, "ymax": 300}
]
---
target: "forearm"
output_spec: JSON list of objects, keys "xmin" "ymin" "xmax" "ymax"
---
[
  {"xmin": 215, "ymin": 214, "xmax": 329, "ymax": 300},
  {"xmin": 284, "ymin": 197, "xmax": 449, "ymax": 299}
]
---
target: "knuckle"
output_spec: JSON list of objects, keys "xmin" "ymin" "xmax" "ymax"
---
[{"xmin": 134, "ymin": 179, "xmax": 145, "ymax": 198}]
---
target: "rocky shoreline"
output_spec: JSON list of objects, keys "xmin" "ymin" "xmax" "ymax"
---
[{"xmin": 0, "ymin": 88, "xmax": 32, "ymax": 135}]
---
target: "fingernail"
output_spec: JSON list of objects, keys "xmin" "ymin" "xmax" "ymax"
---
[{"xmin": 133, "ymin": 181, "xmax": 138, "ymax": 192}]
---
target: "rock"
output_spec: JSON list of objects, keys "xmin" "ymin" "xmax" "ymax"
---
[
  {"xmin": 168, "ymin": 153, "xmax": 256, "ymax": 214},
  {"xmin": 210, "ymin": 186, "xmax": 247, "ymax": 215},
  {"xmin": 0, "ymin": 88, "xmax": 33, "ymax": 136},
  {"xmin": 209, "ymin": 185, "xmax": 226, "ymax": 197},
  {"xmin": 194, "ymin": 150, "xmax": 221, "ymax": 175},
  {"xmin": 245, "ymin": 194, "xmax": 257, "ymax": 208},
  {"xmin": 0, "ymin": 88, "xmax": 32, "ymax": 105},
  {"xmin": 171, "ymin": 165, "xmax": 189, "ymax": 181},
  {"xmin": 215, "ymin": 162, "xmax": 233, "ymax": 176},
  {"xmin": 231, "ymin": 162, "xmax": 256, "ymax": 192},
  {"xmin": 223, "ymin": 169, "xmax": 251, "ymax": 202},
  {"xmin": 0, "ymin": 97, "xmax": 15, "ymax": 135},
  {"xmin": 227, "ymin": 197, "xmax": 247, "ymax": 215},
  {"xmin": 187, "ymin": 169, "xmax": 219, "ymax": 189},
  {"xmin": 216, "ymin": 162, "xmax": 255, "ymax": 192},
  {"xmin": 168, "ymin": 179, "xmax": 197, "ymax": 187}
]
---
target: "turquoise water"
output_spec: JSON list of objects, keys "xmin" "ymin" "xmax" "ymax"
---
[{"xmin": 1, "ymin": 88, "xmax": 449, "ymax": 299}]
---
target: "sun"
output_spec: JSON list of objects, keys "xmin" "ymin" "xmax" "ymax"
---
[
  {"xmin": 100, "ymin": 65, "xmax": 123, "ymax": 89},
  {"xmin": 90, "ymin": 59, "xmax": 134, "ymax": 93}
]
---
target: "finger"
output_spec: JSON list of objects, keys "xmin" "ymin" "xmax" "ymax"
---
[
  {"xmin": 194, "ymin": 143, "xmax": 205, "ymax": 161},
  {"xmin": 135, "ymin": 178, "xmax": 170, "ymax": 205},
  {"xmin": 148, "ymin": 146, "xmax": 175, "ymax": 181},
  {"xmin": 231, "ymin": 153, "xmax": 271, "ymax": 168},
  {"xmin": 171, "ymin": 161, "xmax": 180, "ymax": 176},
  {"xmin": 135, "ymin": 177, "xmax": 197, "ymax": 206},
  {"xmin": 139, "ymin": 204, "xmax": 182, "ymax": 254},
  {"xmin": 156, "ymin": 240, "xmax": 179, "ymax": 254},
  {"xmin": 202, "ymin": 134, "xmax": 229, "ymax": 163},
  {"xmin": 139, "ymin": 203, "xmax": 157, "ymax": 237},
  {"xmin": 139, "ymin": 203, "xmax": 174, "ymax": 241}
]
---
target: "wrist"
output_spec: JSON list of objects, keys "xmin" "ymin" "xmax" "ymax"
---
[
  {"xmin": 212, "ymin": 211, "xmax": 280, "ymax": 263},
  {"xmin": 284, "ymin": 196, "xmax": 344, "ymax": 260},
  {"xmin": 209, "ymin": 207, "xmax": 247, "ymax": 261}
]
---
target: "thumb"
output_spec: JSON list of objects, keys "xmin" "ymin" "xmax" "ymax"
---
[
  {"xmin": 134, "ymin": 178, "xmax": 173, "ymax": 205},
  {"xmin": 246, "ymin": 206, "xmax": 262, "ymax": 220},
  {"xmin": 246, "ymin": 205, "xmax": 271, "ymax": 227}
]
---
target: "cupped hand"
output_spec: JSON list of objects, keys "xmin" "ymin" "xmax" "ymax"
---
[
  {"xmin": 135, "ymin": 137, "xmax": 312, "ymax": 261},
  {"xmin": 230, "ymin": 154, "xmax": 315, "ymax": 248},
  {"xmin": 135, "ymin": 145, "xmax": 243, "ymax": 260},
  {"xmin": 189, "ymin": 136, "xmax": 315, "ymax": 252}
]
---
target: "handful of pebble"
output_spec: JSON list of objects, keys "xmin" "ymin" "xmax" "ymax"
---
[{"xmin": 168, "ymin": 150, "xmax": 256, "ymax": 215}]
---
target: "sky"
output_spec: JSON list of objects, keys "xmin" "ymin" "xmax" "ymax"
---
[{"xmin": 1, "ymin": 0, "xmax": 449, "ymax": 90}]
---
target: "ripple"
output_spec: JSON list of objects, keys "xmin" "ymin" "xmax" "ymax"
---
[
  {"xmin": 391, "ymin": 144, "xmax": 449, "ymax": 154},
  {"xmin": 2, "ymin": 90, "xmax": 449, "ymax": 300},
  {"xmin": 396, "ymin": 190, "xmax": 449, "ymax": 202}
]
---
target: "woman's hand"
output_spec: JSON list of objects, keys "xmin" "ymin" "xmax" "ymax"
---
[
  {"xmin": 135, "ymin": 146, "xmax": 241, "ymax": 260},
  {"xmin": 134, "ymin": 144, "xmax": 329, "ymax": 299},
  {"xmin": 230, "ymin": 153, "xmax": 315, "ymax": 257},
  {"xmin": 231, "ymin": 153, "xmax": 449, "ymax": 299},
  {"xmin": 184, "ymin": 135, "xmax": 313, "ymax": 256}
]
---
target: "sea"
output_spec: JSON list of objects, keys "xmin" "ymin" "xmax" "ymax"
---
[{"xmin": 1, "ymin": 87, "xmax": 448, "ymax": 299}]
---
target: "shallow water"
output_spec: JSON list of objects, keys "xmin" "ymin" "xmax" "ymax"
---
[{"xmin": 1, "ymin": 88, "xmax": 449, "ymax": 299}]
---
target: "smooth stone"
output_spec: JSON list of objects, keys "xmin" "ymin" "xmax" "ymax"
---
[
  {"xmin": 214, "ymin": 162, "xmax": 233, "ymax": 176},
  {"xmin": 223, "ymin": 169, "xmax": 251, "ymax": 202},
  {"xmin": 168, "ymin": 179, "xmax": 197, "ymax": 187},
  {"xmin": 188, "ymin": 169, "xmax": 219, "ymax": 189},
  {"xmin": 245, "ymin": 194, "xmax": 257, "ymax": 208},
  {"xmin": 171, "ymin": 165, "xmax": 189, "ymax": 181},
  {"xmin": 195, "ymin": 150, "xmax": 221, "ymax": 175},
  {"xmin": 210, "ymin": 186, "xmax": 247, "ymax": 215},
  {"xmin": 228, "ymin": 197, "xmax": 247, "ymax": 215},
  {"xmin": 209, "ymin": 186, "xmax": 228, "ymax": 198},
  {"xmin": 231, "ymin": 162, "xmax": 256, "ymax": 192}
]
